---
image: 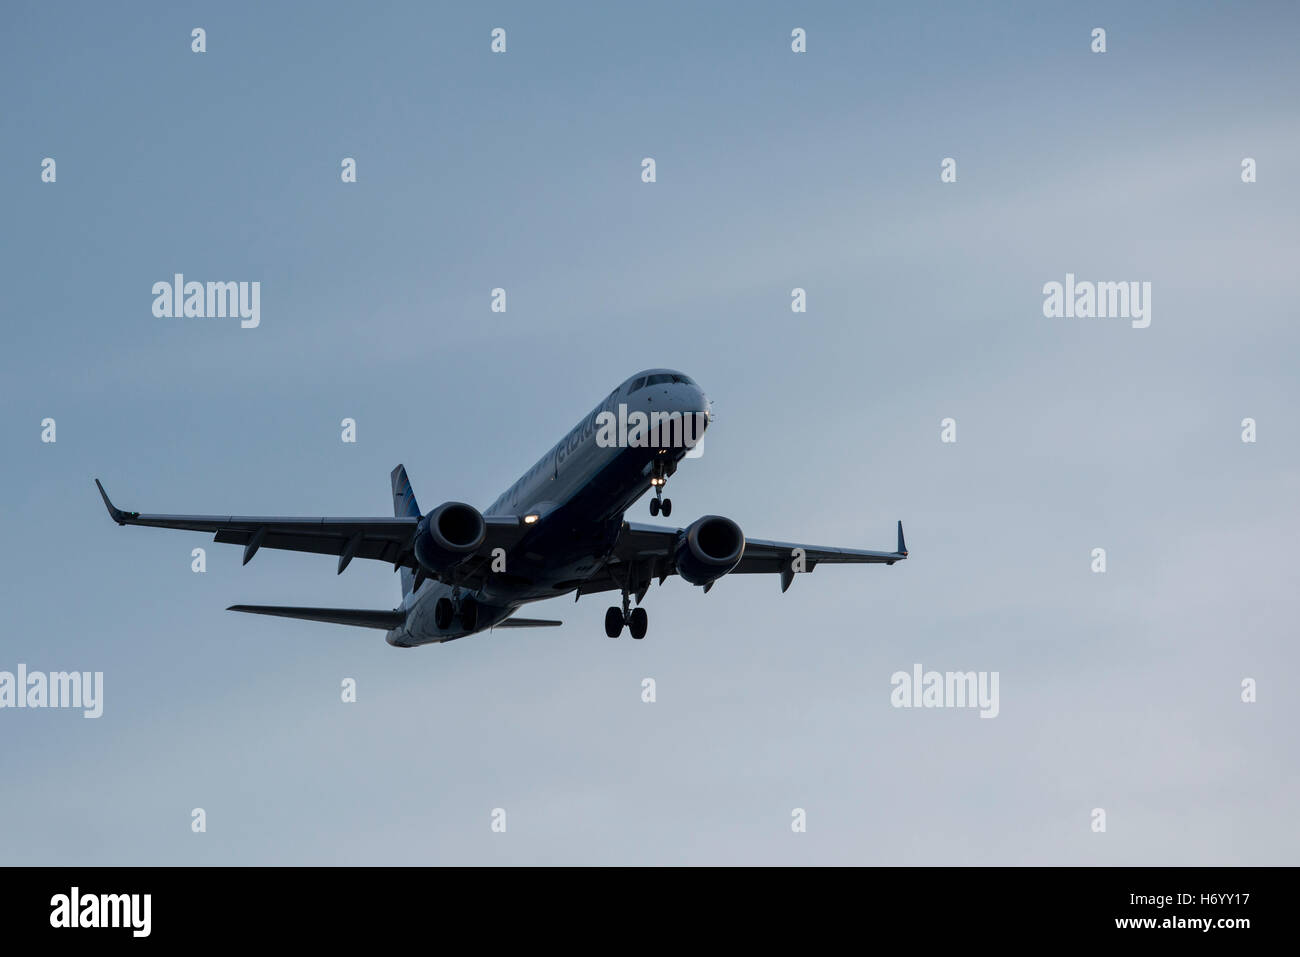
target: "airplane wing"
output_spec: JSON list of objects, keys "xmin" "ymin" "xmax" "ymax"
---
[
  {"xmin": 578, "ymin": 519, "xmax": 908, "ymax": 597},
  {"xmin": 94, "ymin": 479, "xmax": 528, "ymax": 574}
]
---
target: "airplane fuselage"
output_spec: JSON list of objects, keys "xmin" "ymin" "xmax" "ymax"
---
[{"xmin": 388, "ymin": 370, "xmax": 709, "ymax": 646}]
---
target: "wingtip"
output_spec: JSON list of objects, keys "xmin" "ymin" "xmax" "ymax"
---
[
  {"xmin": 896, "ymin": 520, "xmax": 908, "ymax": 557},
  {"xmin": 95, "ymin": 478, "xmax": 126, "ymax": 524}
]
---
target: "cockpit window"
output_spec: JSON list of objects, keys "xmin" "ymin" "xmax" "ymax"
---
[{"xmin": 629, "ymin": 373, "xmax": 693, "ymax": 393}]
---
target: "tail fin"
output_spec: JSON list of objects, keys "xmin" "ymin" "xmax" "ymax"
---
[{"xmin": 391, "ymin": 465, "xmax": 421, "ymax": 597}]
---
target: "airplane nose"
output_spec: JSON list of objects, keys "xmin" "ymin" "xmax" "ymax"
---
[
  {"xmin": 683, "ymin": 386, "xmax": 710, "ymax": 444},
  {"xmin": 670, "ymin": 384, "xmax": 710, "ymax": 423},
  {"xmin": 639, "ymin": 382, "xmax": 710, "ymax": 449},
  {"xmin": 695, "ymin": 388, "xmax": 711, "ymax": 424}
]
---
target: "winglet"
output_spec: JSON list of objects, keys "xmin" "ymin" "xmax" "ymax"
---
[
  {"xmin": 897, "ymin": 520, "xmax": 908, "ymax": 557},
  {"xmin": 94, "ymin": 479, "xmax": 136, "ymax": 525}
]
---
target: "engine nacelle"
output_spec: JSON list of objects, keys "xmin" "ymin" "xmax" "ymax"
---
[
  {"xmin": 414, "ymin": 502, "xmax": 487, "ymax": 574},
  {"xmin": 675, "ymin": 515, "xmax": 745, "ymax": 586}
]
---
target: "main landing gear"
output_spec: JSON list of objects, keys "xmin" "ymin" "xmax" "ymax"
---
[
  {"xmin": 605, "ymin": 587, "xmax": 648, "ymax": 639},
  {"xmin": 434, "ymin": 593, "xmax": 478, "ymax": 632},
  {"xmin": 648, "ymin": 458, "xmax": 672, "ymax": 517}
]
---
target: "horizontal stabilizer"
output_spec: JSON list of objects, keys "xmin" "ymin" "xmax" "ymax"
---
[
  {"xmin": 227, "ymin": 605, "xmax": 406, "ymax": 630},
  {"xmin": 494, "ymin": 617, "xmax": 563, "ymax": 629}
]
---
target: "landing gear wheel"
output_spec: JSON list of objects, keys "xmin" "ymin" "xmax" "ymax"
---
[
  {"xmin": 459, "ymin": 597, "xmax": 478, "ymax": 632},
  {"xmin": 605, "ymin": 606, "xmax": 625, "ymax": 638},
  {"xmin": 434, "ymin": 597, "xmax": 454, "ymax": 630},
  {"xmin": 660, "ymin": 498, "xmax": 671, "ymax": 517},
  {"xmin": 649, "ymin": 497, "xmax": 660, "ymax": 517},
  {"xmin": 628, "ymin": 606, "xmax": 648, "ymax": 640}
]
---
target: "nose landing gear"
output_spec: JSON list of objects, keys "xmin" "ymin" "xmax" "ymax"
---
[{"xmin": 648, "ymin": 458, "xmax": 672, "ymax": 517}]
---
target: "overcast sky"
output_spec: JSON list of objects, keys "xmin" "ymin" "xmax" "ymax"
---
[{"xmin": 2, "ymin": 0, "xmax": 1297, "ymax": 864}]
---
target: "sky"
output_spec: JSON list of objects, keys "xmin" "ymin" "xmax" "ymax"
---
[{"xmin": 1, "ymin": 0, "xmax": 1297, "ymax": 865}]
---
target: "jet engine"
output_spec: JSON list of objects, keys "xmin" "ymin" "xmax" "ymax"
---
[
  {"xmin": 675, "ymin": 515, "xmax": 745, "ymax": 586},
  {"xmin": 414, "ymin": 502, "xmax": 486, "ymax": 574}
]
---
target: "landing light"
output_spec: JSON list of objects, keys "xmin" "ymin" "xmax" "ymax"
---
[{"xmin": 523, "ymin": 514, "xmax": 540, "ymax": 525}]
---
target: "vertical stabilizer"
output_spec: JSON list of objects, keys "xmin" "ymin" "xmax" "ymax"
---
[{"xmin": 391, "ymin": 465, "xmax": 421, "ymax": 597}]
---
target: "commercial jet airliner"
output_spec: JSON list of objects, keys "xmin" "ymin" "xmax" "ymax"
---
[{"xmin": 95, "ymin": 370, "xmax": 907, "ymax": 646}]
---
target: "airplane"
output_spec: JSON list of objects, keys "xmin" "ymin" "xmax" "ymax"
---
[{"xmin": 95, "ymin": 369, "xmax": 907, "ymax": 646}]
